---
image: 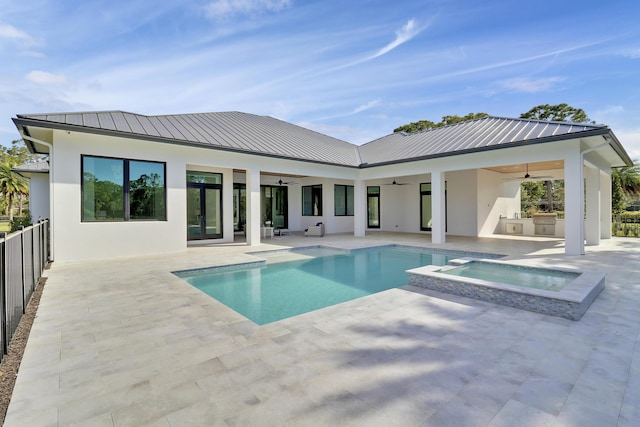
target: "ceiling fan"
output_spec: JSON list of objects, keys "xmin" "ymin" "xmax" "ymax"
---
[
  {"xmin": 383, "ymin": 178, "xmax": 411, "ymax": 186},
  {"xmin": 274, "ymin": 176, "xmax": 298, "ymax": 186},
  {"xmin": 505, "ymin": 164, "xmax": 554, "ymax": 181}
]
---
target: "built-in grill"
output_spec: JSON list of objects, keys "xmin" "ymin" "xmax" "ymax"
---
[{"xmin": 533, "ymin": 213, "xmax": 557, "ymax": 235}]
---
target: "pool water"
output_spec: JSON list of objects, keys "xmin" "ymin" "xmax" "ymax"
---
[
  {"xmin": 440, "ymin": 261, "xmax": 579, "ymax": 291},
  {"xmin": 176, "ymin": 247, "xmax": 457, "ymax": 324}
]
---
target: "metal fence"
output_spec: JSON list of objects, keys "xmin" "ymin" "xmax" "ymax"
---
[{"xmin": 0, "ymin": 219, "xmax": 50, "ymax": 361}]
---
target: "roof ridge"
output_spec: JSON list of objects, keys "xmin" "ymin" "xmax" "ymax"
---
[{"xmin": 18, "ymin": 110, "xmax": 139, "ymax": 118}]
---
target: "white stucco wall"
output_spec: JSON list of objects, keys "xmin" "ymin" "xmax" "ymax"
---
[
  {"xmin": 28, "ymin": 173, "xmax": 50, "ymax": 221},
  {"xmin": 48, "ymin": 130, "xmax": 362, "ymax": 261},
  {"xmin": 45, "ymin": 126, "xmax": 599, "ymax": 261}
]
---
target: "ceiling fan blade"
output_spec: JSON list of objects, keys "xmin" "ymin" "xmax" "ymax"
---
[
  {"xmin": 504, "ymin": 175, "xmax": 555, "ymax": 182},
  {"xmin": 383, "ymin": 179, "xmax": 412, "ymax": 185}
]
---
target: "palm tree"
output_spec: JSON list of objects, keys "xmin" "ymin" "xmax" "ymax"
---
[
  {"xmin": 613, "ymin": 162, "xmax": 640, "ymax": 199},
  {"xmin": 0, "ymin": 162, "xmax": 29, "ymax": 220}
]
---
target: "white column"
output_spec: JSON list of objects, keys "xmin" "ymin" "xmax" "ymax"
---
[
  {"xmin": 564, "ymin": 154, "xmax": 584, "ymax": 255},
  {"xmin": 585, "ymin": 165, "xmax": 601, "ymax": 246},
  {"xmin": 431, "ymin": 170, "xmax": 446, "ymax": 244},
  {"xmin": 601, "ymin": 170, "xmax": 612, "ymax": 239},
  {"xmin": 222, "ymin": 169, "xmax": 235, "ymax": 242},
  {"xmin": 353, "ymin": 179, "xmax": 366, "ymax": 237},
  {"xmin": 245, "ymin": 169, "xmax": 261, "ymax": 246}
]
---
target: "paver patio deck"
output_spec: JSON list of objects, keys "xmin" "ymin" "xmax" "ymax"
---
[{"xmin": 4, "ymin": 233, "xmax": 640, "ymax": 426}]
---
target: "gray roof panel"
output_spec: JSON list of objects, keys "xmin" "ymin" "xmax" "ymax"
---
[
  {"xmin": 14, "ymin": 112, "xmax": 625, "ymax": 167},
  {"xmin": 358, "ymin": 116, "xmax": 607, "ymax": 165}
]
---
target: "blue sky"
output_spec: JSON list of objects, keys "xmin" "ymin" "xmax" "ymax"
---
[{"xmin": 1, "ymin": 0, "xmax": 640, "ymax": 159}]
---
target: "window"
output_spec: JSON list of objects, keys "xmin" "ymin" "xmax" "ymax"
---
[
  {"xmin": 261, "ymin": 185, "xmax": 288, "ymax": 228},
  {"xmin": 334, "ymin": 184, "xmax": 354, "ymax": 216},
  {"xmin": 82, "ymin": 155, "xmax": 166, "ymax": 222},
  {"xmin": 302, "ymin": 184, "xmax": 322, "ymax": 216},
  {"xmin": 420, "ymin": 182, "xmax": 447, "ymax": 231},
  {"xmin": 367, "ymin": 186, "xmax": 380, "ymax": 228}
]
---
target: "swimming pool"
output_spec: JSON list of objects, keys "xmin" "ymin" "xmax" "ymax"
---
[{"xmin": 174, "ymin": 246, "xmax": 481, "ymax": 324}]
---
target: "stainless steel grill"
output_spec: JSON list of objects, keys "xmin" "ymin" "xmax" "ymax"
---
[{"xmin": 533, "ymin": 214, "xmax": 557, "ymax": 235}]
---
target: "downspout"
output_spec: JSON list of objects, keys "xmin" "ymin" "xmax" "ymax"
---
[
  {"xmin": 20, "ymin": 134, "xmax": 54, "ymax": 262},
  {"xmin": 577, "ymin": 140, "xmax": 611, "ymax": 255}
]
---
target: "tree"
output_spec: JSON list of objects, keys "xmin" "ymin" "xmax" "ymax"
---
[
  {"xmin": 612, "ymin": 172, "xmax": 626, "ymax": 215},
  {"xmin": 519, "ymin": 103, "xmax": 593, "ymax": 123},
  {"xmin": 0, "ymin": 162, "xmax": 29, "ymax": 220},
  {"xmin": 612, "ymin": 162, "xmax": 640, "ymax": 200},
  {"xmin": 0, "ymin": 139, "xmax": 43, "ymax": 165},
  {"xmin": 394, "ymin": 112, "xmax": 488, "ymax": 133}
]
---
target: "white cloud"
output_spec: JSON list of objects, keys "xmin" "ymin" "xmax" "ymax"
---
[
  {"xmin": 353, "ymin": 99, "xmax": 381, "ymax": 114},
  {"xmin": 501, "ymin": 76, "xmax": 564, "ymax": 93},
  {"xmin": 371, "ymin": 19, "xmax": 424, "ymax": 59},
  {"xmin": 620, "ymin": 48, "xmax": 640, "ymax": 59},
  {"xmin": 614, "ymin": 128, "xmax": 640, "ymax": 162},
  {"xmin": 25, "ymin": 70, "xmax": 68, "ymax": 85},
  {"xmin": 0, "ymin": 23, "xmax": 32, "ymax": 42},
  {"xmin": 20, "ymin": 50, "xmax": 45, "ymax": 58},
  {"xmin": 323, "ymin": 18, "xmax": 429, "ymax": 74},
  {"xmin": 203, "ymin": 0, "xmax": 292, "ymax": 19}
]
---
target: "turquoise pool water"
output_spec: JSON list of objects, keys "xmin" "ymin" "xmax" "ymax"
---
[
  {"xmin": 176, "ymin": 246, "xmax": 458, "ymax": 324},
  {"xmin": 441, "ymin": 261, "xmax": 579, "ymax": 291}
]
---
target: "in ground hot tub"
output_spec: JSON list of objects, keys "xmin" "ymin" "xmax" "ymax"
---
[{"xmin": 407, "ymin": 258, "xmax": 605, "ymax": 320}]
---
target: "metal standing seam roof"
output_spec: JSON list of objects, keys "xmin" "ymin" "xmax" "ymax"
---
[
  {"xmin": 13, "ymin": 111, "xmax": 621, "ymax": 168},
  {"xmin": 357, "ymin": 116, "xmax": 610, "ymax": 166},
  {"xmin": 14, "ymin": 111, "xmax": 362, "ymax": 167}
]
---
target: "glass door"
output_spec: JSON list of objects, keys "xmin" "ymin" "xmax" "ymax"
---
[
  {"xmin": 187, "ymin": 184, "xmax": 222, "ymax": 240},
  {"xmin": 187, "ymin": 171, "xmax": 223, "ymax": 240},
  {"xmin": 260, "ymin": 185, "xmax": 288, "ymax": 229},
  {"xmin": 420, "ymin": 182, "xmax": 447, "ymax": 231},
  {"xmin": 233, "ymin": 184, "xmax": 246, "ymax": 232}
]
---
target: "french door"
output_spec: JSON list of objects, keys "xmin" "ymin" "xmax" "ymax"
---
[{"xmin": 187, "ymin": 183, "xmax": 222, "ymax": 240}]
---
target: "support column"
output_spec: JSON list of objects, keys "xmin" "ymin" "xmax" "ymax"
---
[
  {"xmin": 245, "ymin": 169, "xmax": 261, "ymax": 246},
  {"xmin": 353, "ymin": 179, "xmax": 366, "ymax": 237},
  {"xmin": 585, "ymin": 165, "xmax": 601, "ymax": 246},
  {"xmin": 601, "ymin": 170, "xmax": 612, "ymax": 239},
  {"xmin": 564, "ymin": 154, "xmax": 584, "ymax": 255},
  {"xmin": 431, "ymin": 170, "xmax": 446, "ymax": 244}
]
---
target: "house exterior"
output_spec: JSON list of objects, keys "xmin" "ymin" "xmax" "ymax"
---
[{"xmin": 11, "ymin": 111, "xmax": 633, "ymax": 262}]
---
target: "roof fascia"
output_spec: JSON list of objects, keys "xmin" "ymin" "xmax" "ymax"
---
[{"xmin": 604, "ymin": 131, "xmax": 634, "ymax": 167}]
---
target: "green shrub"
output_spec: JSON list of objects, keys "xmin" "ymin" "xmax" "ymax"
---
[{"xmin": 10, "ymin": 211, "xmax": 33, "ymax": 233}]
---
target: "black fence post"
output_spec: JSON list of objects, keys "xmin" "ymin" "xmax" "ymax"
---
[
  {"xmin": 18, "ymin": 226, "xmax": 26, "ymax": 314},
  {"xmin": 31, "ymin": 224, "xmax": 36, "ymax": 294},
  {"xmin": 1, "ymin": 232, "xmax": 7, "ymax": 356}
]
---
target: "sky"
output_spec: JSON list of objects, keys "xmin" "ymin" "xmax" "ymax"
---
[{"xmin": 1, "ymin": 0, "xmax": 640, "ymax": 159}]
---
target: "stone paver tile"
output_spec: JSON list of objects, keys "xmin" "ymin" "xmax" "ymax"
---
[
  {"xmin": 110, "ymin": 382, "xmax": 205, "ymax": 427},
  {"xmin": 512, "ymin": 374, "xmax": 573, "ymax": 416},
  {"xmin": 488, "ymin": 399, "xmax": 556, "ymax": 427},
  {"xmin": 554, "ymin": 401, "xmax": 618, "ymax": 427},
  {"xmin": 164, "ymin": 398, "xmax": 231, "ymax": 427}
]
